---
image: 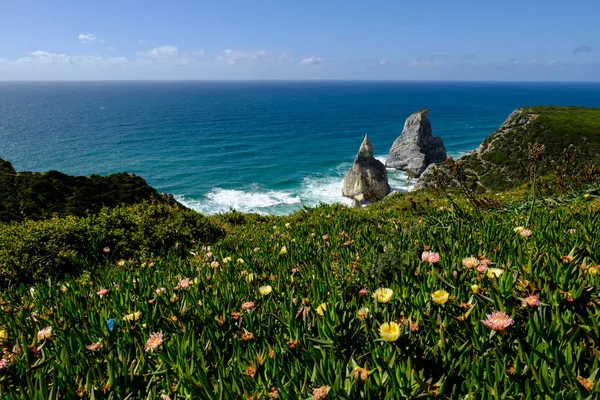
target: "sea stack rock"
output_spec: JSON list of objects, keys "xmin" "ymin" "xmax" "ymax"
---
[
  {"xmin": 385, "ymin": 109, "xmax": 446, "ymax": 177},
  {"xmin": 342, "ymin": 134, "xmax": 390, "ymax": 206}
]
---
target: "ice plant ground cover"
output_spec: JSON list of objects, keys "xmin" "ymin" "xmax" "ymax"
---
[{"xmin": 0, "ymin": 185, "xmax": 600, "ymax": 398}]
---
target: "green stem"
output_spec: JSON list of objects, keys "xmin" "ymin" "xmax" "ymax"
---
[{"xmin": 526, "ymin": 169, "xmax": 537, "ymax": 227}]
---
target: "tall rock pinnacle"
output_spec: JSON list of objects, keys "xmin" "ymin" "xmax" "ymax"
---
[
  {"xmin": 342, "ymin": 134, "xmax": 390, "ymax": 205},
  {"xmin": 385, "ymin": 109, "xmax": 446, "ymax": 177}
]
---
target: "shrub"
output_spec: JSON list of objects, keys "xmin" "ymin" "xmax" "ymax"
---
[{"xmin": 0, "ymin": 202, "xmax": 224, "ymax": 284}]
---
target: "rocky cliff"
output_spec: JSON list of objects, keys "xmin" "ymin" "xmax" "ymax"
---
[
  {"xmin": 416, "ymin": 106, "xmax": 600, "ymax": 191},
  {"xmin": 386, "ymin": 109, "xmax": 446, "ymax": 177}
]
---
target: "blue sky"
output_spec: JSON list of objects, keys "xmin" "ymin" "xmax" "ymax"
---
[{"xmin": 0, "ymin": 0, "xmax": 599, "ymax": 80}]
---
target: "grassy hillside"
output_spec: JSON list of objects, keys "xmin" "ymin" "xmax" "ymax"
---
[
  {"xmin": 0, "ymin": 184, "xmax": 599, "ymax": 398},
  {"xmin": 0, "ymin": 158, "xmax": 178, "ymax": 223},
  {"xmin": 418, "ymin": 106, "xmax": 600, "ymax": 191}
]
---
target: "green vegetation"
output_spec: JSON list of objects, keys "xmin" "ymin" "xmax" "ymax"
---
[
  {"xmin": 1, "ymin": 106, "xmax": 600, "ymax": 398},
  {"xmin": 0, "ymin": 158, "xmax": 176, "ymax": 223},
  {"xmin": 0, "ymin": 202, "xmax": 223, "ymax": 284},
  {"xmin": 0, "ymin": 184, "xmax": 599, "ymax": 398},
  {"xmin": 421, "ymin": 106, "xmax": 600, "ymax": 191}
]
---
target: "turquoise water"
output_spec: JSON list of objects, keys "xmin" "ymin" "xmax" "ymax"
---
[{"xmin": 1, "ymin": 81, "xmax": 600, "ymax": 215}]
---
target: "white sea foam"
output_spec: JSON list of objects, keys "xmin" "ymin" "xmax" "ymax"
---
[
  {"xmin": 176, "ymin": 189, "xmax": 301, "ymax": 215},
  {"xmin": 179, "ymin": 156, "xmax": 415, "ymax": 215}
]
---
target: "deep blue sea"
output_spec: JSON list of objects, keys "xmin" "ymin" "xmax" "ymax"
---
[{"xmin": 1, "ymin": 81, "xmax": 600, "ymax": 215}]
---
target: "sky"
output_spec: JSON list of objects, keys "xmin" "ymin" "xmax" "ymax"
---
[{"xmin": 0, "ymin": 0, "xmax": 599, "ymax": 81}]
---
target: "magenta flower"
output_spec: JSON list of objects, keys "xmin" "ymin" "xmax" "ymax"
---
[
  {"xmin": 522, "ymin": 295, "xmax": 540, "ymax": 308},
  {"xmin": 421, "ymin": 251, "xmax": 440, "ymax": 264},
  {"xmin": 175, "ymin": 278, "xmax": 192, "ymax": 290},
  {"xmin": 145, "ymin": 331, "xmax": 164, "ymax": 352},
  {"xmin": 481, "ymin": 311, "xmax": 514, "ymax": 333},
  {"xmin": 96, "ymin": 288, "xmax": 109, "ymax": 298},
  {"xmin": 241, "ymin": 301, "xmax": 255, "ymax": 311},
  {"xmin": 359, "ymin": 288, "xmax": 368, "ymax": 296}
]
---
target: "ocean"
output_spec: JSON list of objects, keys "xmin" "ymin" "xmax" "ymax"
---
[{"xmin": 1, "ymin": 81, "xmax": 600, "ymax": 215}]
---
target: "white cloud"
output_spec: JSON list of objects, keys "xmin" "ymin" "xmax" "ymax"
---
[
  {"xmin": 78, "ymin": 33, "xmax": 101, "ymax": 43},
  {"xmin": 408, "ymin": 60, "xmax": 440, "ymax": 68},
  {"xmin": 14, "ymin": 50, "xmax": 126, "ymax": 67},
  {"xmin": 548, "ymin": 59, "xmax": 560, "ymax": 66},
  {"xmin": 218, "ymin": 49, "xmax": 272, "ymax": 65},
  {"xmin": 138, "ymin": 45, "xmax": 179, "ymax": 57},
  {"xmin": 137, "ymin": 39, "xmax": 146, "ymax": 44},
  {"xmin": 378, "ymin": 59, "xmax": 390, "ymax": 65},
  {"xmin": 187, "ymin": 50, "xmax": 205, "ymax": 57},
  {"xmin": 299, "ymin": 56, "xmax": 324, "ymax": 66},
  {"xmin": 107, "ymin": 46, "xmax": 115, "ymax": 51}
]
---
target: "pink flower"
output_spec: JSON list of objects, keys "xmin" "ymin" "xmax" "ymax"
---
[
  {"xmin": 522, "ymin": 295, "xmax": 540, "ymax": 308},
  {"xmin": 145, "ymin": 331, "xmax": 164, "ymax": 352},
  {"xmin": 96, "ymin": 288, "xmax": 109, "ymax": 298},
  {"xmin": 462, "ymin": 257, "xmax": 480, "ymax": 269},
  {"xmin": 476, "ymin": 264, "xmax": 488, "ymax": 273},
  {"xmin": 241, "ymin": 301, "xmax": 255, "ymax": 311},
  {"xmin": 0, "ymin": 359, "xmax": 8, "ymax": 369},
  {"xmin": 421, "ymin": 251, "xmax": 440, "ymax": 264},
  {"xmin": 481, "ymin": 311, "xmax": 514, "ymax": 333},
  {"xmin": 175, "ymin": 278, "xmax": 192, "ymax": 290},
  {"xmin": 87, "ymin": 342, "xmax": 103, "ymax": 352},
  {"xmin": 359, "ymin": 288, "xmax": 368, "ymax": 296},
  {"xmin": 155, "ymin": 287, "xmax": 166, "ymax": 295},
  {"xmin": 520, "ymin": 229, "xmax": 532, "ymax": 238},
  {"xmin": 479, "ymin": 258, "xmax": 492, "ymax": 266}
]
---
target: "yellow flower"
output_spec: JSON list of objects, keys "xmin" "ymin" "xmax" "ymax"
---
[
  {"xmin": 222, "ymin": 257, "xmax": 232, "ymax": 264},
  {"xmin": 237, "ymin": 258, "xmax": 245, "ymax": 264},
  {"xmin": 117, "ymin": 259, "xmax": 126, "ymax": 267},
  {"xmin": 0, "ymin": 329, "xmax": 7, "ymax": 341},
  {"xmin": 487, "ymin": 268, "xmax": 504, "ymax": 279},
  {"xmin": 513, "ymin": 226, "xmax": 525, "ymax": 233},
  {"xmin": 279, "ymin": 246, "xmax": 287, "ymax": 255},
  {"xmin": 589, "ymin": 266, "xmax": 598, "ymax": 275},
  {"xmin": 259, "ymin": 285, "xmax": 273, "ymax": 296},
  {"xmin": 379, "ymin": 322, "xmax": 401, "ymax": 342},
  {"xmin": 431, "ymin": 290, "xmax": 449, "ymax": 305},
  {"xmin": 357, "ymin": 307, "xmax": 370, "ymax": 320},
  {"xmin": 285, "ymin": 223, "xmax": 291, "ymax": 228},
  {"xmin": 246, "ymin": 273, "xmax": 255, "ymax": 283},
  {"xmin": 471, "ymin": 284, "xmax": 480, "ymax": 294},
  {"xmin": 124, "ymin": 311, "xmax": 142, "ymax": 322},
  {"xmin": 372, "ymin": 288, "xmax": 393, "ymax": 303},
  {"xmin": 316, "ymin": 303, "xmax": 326, "ymax": 316},
  {"xmin": 584, "ymin": 193, "xmax": 590, "ymax": 199}
]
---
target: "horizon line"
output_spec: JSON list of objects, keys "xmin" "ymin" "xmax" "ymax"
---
[{"xmin": 1, "ymin": 78, "xmax": 600, "ymax": 84}]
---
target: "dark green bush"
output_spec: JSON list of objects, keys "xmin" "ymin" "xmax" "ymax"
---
[
  {"xmin": 0, "ymin": 157, "xmax": 174, "ymax": 223},
  {"xmin": 361, "ymin": 251, "xmax": 404, "ymax": 286},
  {"xmin": 0, "ymin": 202, "xmax": 224, "ymax": 284}
]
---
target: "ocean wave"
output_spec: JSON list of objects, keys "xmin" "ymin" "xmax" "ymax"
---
[
  {"xmin": 178, "ymin": 156, "xmax": 415, "ymax": 215},
  {"xmin": 177, "ymin": 176, "xmax": 354, "ymax": 215},
  {"xmin": 176, "ymin": 189, "xmax": 301, "ymax": 215}
]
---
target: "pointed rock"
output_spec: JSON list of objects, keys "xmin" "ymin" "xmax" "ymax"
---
[
  {"xmin": 342, "ymin": 134, "xmax": 390, "ymax": 203},
  {"xmin": 385, "ymin": 109, "xmax": 446, "ymax": 177}
]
